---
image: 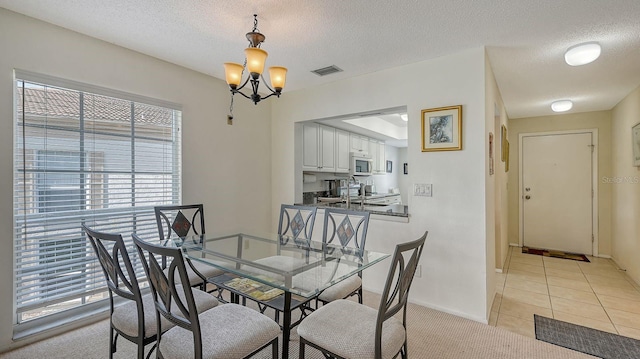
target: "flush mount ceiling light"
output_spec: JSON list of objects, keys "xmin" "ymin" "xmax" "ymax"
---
[
  {"xmin": 551, "ymin": 100, "xmax": 573, "ymax": 112},
  {"xmin": 564, "ymin": 42, "xmax": 601, "ymax": 66},
  {"xmin": 224, "ymin": 14, "xmax": 287, "ymax": 116}
]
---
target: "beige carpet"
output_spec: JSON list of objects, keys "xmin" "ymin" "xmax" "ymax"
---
[{"xmin": 0, "ymin": 291, "xmax": 595, "ymax": 359}]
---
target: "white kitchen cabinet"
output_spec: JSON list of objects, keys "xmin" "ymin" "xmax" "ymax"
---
[
  {"xmin": 349, "ymin": 133, "xmax": 369, "ymax": 154},
  {"xmin": 302, "ymin": 123, "xmax": 319, "ymax": 170},
  {"xmin": 302, "ymin": 123, "xmax": 336, "ymax": 172},
  {"xmin": 378, "ymin": 142, "xmax": 386, "ymax": 174},
  {"xmin": 319, "ymin": 125, "xmax": 336, "ymax": 172},
  {"xmin": 370, "ymin": 140, "xmax": 386, "ymax": 174},
  {"xmin": 335, "ymin": 129, "xmax": 350, "ymax": 173}
]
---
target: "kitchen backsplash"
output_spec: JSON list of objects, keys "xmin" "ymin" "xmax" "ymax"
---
[{"xmin": 302, "ymin": 172, "xmax": 349, "ymax": 193}]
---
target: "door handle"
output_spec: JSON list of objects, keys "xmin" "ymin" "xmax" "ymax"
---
[{"xmin": 525, "ymin": 195, "xmax": 531, "ymax": 200}]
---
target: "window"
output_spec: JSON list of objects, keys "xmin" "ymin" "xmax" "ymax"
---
[{"xmin": 14, "ymin": 73, "xmax": 182, "ymax": 324}]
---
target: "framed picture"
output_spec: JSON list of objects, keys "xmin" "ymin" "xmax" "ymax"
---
[
  {"xmin": 421, "ymin": 105, "xmax": 462, "ymax": 152},
  {"xmin": 489, "ymin": 132, "xmax": 494, "ymax": 175},
  {"xmin": 633, "ymin": 122, "xmax": 640, "ymax": 167},
  {"xmin": 500, "ymin": 125, "xmax": 507, "ymax": 162},
  {"xmin": 505, "ymin": 139, "xmax": 510, "ymax": 172},
  {"xmin": 386, "ymin": 160, "xmax": 392, "ymax": 173},
  {"xmin": 403, "ymin": 163, "xmax": 408, "ymax": 175}
]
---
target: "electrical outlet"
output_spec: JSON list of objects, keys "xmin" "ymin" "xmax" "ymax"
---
[{"xmin": 415, "ymin": 264, "xmax": 422, "ymax": 278}]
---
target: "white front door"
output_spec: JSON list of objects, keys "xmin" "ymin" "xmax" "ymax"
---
[{"xmin": 521, "ymin": 132, "xmax": 594, "ymax": 255}]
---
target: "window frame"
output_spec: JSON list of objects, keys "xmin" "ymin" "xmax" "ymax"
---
[{"xmin": 12, "ymin": 70, "xmax": 183, "ymax": 338}]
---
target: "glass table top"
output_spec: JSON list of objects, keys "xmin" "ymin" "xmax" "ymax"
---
[{"xmin": 173, "ymin": 233, "xmax": 389, "ymax": 298}]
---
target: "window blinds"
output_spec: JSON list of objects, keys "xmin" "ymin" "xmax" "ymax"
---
[{"xmin": 14, "ymin": 77, "xmax": 181, "ymax": 322}]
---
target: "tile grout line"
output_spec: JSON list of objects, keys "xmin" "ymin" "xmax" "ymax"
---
[
  {"xmin": 542, "ymin": 255, "xmax": 553, "ymax": 323},
  {"xmin": 579, "ymin": 258, "xmax": 620, "ymax": 334},
  {"xmin": 493, "ymin": 246, "xmax": 513, "ymax": 325}
]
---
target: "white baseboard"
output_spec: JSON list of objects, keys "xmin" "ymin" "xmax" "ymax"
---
[
  {"xmin": 595, "ymin": 254, "xmax": 611, "ymax": 259},
  {"xmin": 362, "ymin": 285, "xmax": 488, "ymax": 324},
  {"xmin": 509, "ymin": 243, "xmax": 520, "ymax": 247}
]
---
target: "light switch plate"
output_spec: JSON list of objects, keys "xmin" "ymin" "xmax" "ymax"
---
[{"xmin": 414, "ymin": 183, "xmax": 433, "ymax": 197}]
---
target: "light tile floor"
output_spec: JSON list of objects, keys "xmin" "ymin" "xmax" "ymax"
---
[{"xmin": 490, "ymin": 246, "xmax": 640, "ymax": 340}]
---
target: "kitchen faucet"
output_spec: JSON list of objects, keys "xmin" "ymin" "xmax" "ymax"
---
[{"xmin": 346, "ymin": 176, "xmax": 365, "ymax": 210}]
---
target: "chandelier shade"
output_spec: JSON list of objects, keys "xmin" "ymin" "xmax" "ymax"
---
[
  {"xmin": 223, "ymin": 14, "xmax": 287, "ymax": 107},
  {"xmin": 223, "ymin": 62, "xmax": 244, "ymax": 88},
  {"xmin": 268, "ymin": 66, "xmax": 287, "ymax": 91},
  {"xmin": 244, "ymin": 47, "xmax": 268, "ymax": 76}
]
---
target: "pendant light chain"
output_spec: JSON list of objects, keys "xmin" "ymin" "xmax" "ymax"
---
[
  {"xmin": 227, "ymin": 56, "xmax": 248, "ymax": 123},
  {"xmin": 252, "ymin": 14, "xmax": 259, "ymax": 34}
]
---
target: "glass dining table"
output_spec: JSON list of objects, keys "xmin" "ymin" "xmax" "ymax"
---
[{"xmin": 172, "ymin": 232, "xmax": 389, "ymax": 359}]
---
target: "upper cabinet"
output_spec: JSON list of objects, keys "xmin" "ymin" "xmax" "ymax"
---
[
  {"xmin": 370, "ymin": 140, "xmax": 386, "ymax": 175},
  {"xmin": 302, "ymin": 123, "xmax": 383, "ymax": 175},
  {"xmin": 349, "ymin": 134, "xmax": 369, "ymax": 154},
  {"xmin": 335, "ymin": 129, "xmax": 350, "ymax": 173},
  {"xmin": 302, "ymin": 123, "xmax": 336, "ymax": 172}
]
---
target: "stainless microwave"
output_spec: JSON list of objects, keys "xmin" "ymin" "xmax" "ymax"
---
[{"xmin": 350, "ymin": 152, "xmax": 373, "ymax": 176}]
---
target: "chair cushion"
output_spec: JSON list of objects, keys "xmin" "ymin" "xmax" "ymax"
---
[
  {"xmin": 297, "ymin": 299, "xmax": 406, "ymax": 359},
  {"xmin": 112, "ymin": 286, "xmax": 218, "ymax": 338},
  {"xmin": 166, "ymin": 260, "xmax": 224, "ymax": 286},
  {"xmin": 318, "ymin": 274, "xmax": 361, "ymax": 302},
  {"xmin": 158, "ymin": 303, "xmax": 280, "ymax": 359}
]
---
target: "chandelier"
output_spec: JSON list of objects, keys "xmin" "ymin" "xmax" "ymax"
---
[{"xmin": 224, "ymin": 14, "xmax": 287, "ymax": 107}]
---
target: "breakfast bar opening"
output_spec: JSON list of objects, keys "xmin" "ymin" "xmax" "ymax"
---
[{"xmin": 294, "ymin": 106, "xmax": 410, "ymax": 219}]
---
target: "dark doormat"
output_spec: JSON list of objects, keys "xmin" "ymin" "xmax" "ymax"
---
[
  {"xmin": 535, "ymin": 315, "xmax": 640, "ymax": 359},
  {"xmin": 522, "ymin": 246, "xmax": 590, "ymax": 262}
]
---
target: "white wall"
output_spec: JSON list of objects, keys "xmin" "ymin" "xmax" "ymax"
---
[
  {"xmin": 271, "ymin": 47, "xmax": 491, "ymax": 322},
  {"xmin": 398, "ymin": 147, "xmax": 410, "ymax": 204},
  {"xmin": 0, "ymin": 9, "xmax": 272, "ymax": 351},
  {"xmin": 484, "ymin": 50, "xmax": 508, "ymax": 313},
  {"xmin": 372, "ymin": 145, "xmax": 401, "ymax": 195},
  {"xmin": 611, "ymin": 85, "xmax": 640, "ymax": 284}
]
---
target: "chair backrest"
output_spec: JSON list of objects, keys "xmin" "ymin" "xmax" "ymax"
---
[
  {"xmin": 154, "ymin": 204, "xmax": 205, "ymax": 241},
  {"xmin": 374, "ymin": 231, "xmax": 427, "ymax": 358},
  {"xmin": 132, "ymin": 233, "xmax": 204, "ymax": 357},
  {"xmin": 277, "ymin": 204, "xmax": 318, "ymax": 240},
  {"xmin": 321, "ymin": 208, "xmax": 370, "ymax": 256},
  {"xmin": 82, "ymin": 224, "xmax": 143, "ymax": 308}
]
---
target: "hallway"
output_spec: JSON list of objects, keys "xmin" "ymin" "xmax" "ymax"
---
[{"xmin": 491, "ymin": 246, "xmax": 640, "ymax": 340}]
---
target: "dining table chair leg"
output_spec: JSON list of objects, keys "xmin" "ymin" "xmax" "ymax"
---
[
  {"xmin": 298, "ymin": 339, "xmax": 305, "ymax": 359},
  {"xmin": 273, "ymin": 338, "xmax": 279, "ymax": 359},
  {"xmin": 282, "ymin": 292, "xmax": 292, "ymax": 359}
]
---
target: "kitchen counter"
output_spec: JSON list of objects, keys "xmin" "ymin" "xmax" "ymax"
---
[
  {"xmin": 304, "ymin": 199, "xmax": 409, "ymax": 218},
  {"xmin": 348, "ymin": 192, "xmax": 400, "ymax": 203}
]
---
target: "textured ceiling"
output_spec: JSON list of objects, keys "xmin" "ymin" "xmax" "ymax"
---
[{"xmin": 2, "ymin": 0, "xmax": 640, "ymax": 119}]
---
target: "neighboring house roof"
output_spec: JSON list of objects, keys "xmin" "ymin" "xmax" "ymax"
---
[{"xmin": 16, "ymin": 84, "xmax": 175, "ymax": 127}]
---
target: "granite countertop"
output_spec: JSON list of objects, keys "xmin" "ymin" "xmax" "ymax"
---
[{"xmin": 303, "ymin": 201, "xmax": 409, "ymax": 218}]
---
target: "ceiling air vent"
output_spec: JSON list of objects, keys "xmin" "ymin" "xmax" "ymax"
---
[{"xmin": 311, "ymin": 65, "xmax": 343, "ymax": 77}]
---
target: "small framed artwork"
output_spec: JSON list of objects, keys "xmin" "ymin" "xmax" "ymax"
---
[
  {"xmin": 500, "ymin": 125, "xmax": 507, "ymax": 162},
  {"xmin": 633, "ymin": 122, "xmax": 640, "ymax": 166},
  {"xmin": 403, "ymin": 163, "xmax": 408, "ymax": 175},
  {"xmin": 386, "ymin": 160, "xmax": 392, "ymax": 173},
  {"xmin": 489, "ymin": 132, "xmax": 494, "ymax": 175},
  {"xmin": 505, "ymin": 139, "xmax": 510, "ymax": 172},
  {"xmin": 421, "ymin": 105, "xmax": 463, "ymax": 152}
]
